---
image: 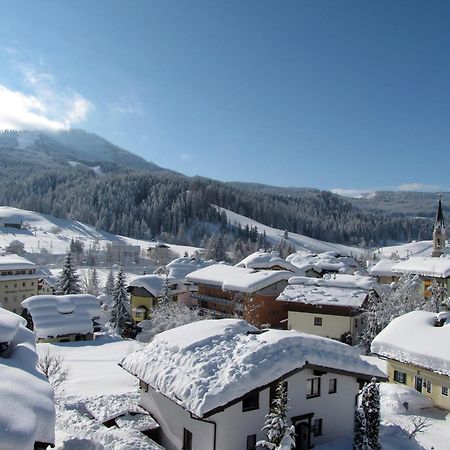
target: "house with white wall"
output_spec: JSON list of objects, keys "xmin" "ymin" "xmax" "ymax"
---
[
  {"xmin": 277, "ymin": 274, "xmax": 379, "ymax": 344},
  {"xmin": 120, "ymin": 319, "xmax": 385, "ymax": 450},
  {"xmin": 21, "ymin": 294, "xmax": 101, "ymax": 343},
  {"xmin": 0, "ymin": 307, "xmax": 55, "ymax": 449},
  {"xmin": 372, "ymin": 310, "xmax": 450, "ymax": 410}
]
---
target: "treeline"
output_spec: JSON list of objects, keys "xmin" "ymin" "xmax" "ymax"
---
[{"xmin": 0, "ymin": 163, "xmax": 432, "ymax": 247}]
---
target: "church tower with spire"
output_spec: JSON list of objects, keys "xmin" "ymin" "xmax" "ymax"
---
[{"xmin": 432, "ymin": 196, "xmax": 446, "ymax": 257}]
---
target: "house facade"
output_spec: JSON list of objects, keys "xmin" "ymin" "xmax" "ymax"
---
[
  {"xmin": 278, "ymin": 274, "xmax": 378, "ymax": 343},
  {"xmin": 0, "ymin": 254, "xmax": 39, "ymax": 314},
  {"xmin": 185, "ymin": 264, "xmax": 292, "ymax": 327},
  {"xmin": 120, "ymin": 319, "xmax": 385, "ymax": 450},
  {"xmin": 372, "ymin": 310, "xmax": 450, "ymax": 410}
]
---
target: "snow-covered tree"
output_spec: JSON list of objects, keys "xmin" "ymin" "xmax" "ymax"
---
[
  {"xmin": 136, "ymin": 301, "xmax": 211, "ymax": 342},
  {"xmin": 204, "ymin": 233, "xmax": 227, "ymax": 261},
  {"xmin": 105, "ymin": 270, "xmax": 115, "ymax": 295},
  {"xmin": 161, "ymin": 272, "xmax": 171, "ymax": 303},
  {"xmin": 88, "ymin": 267, "xmax": 100, "ymax": 297},
  {"xmin": 354, "ymin": 378, "xmax": 380, "ymax": 450},
  {"xmin": 257, "ymin": 381, "xmax": 295, "ymax": 450},
  {"xmin": 110, "ymin": 269, "xmax": 132, "ymax": 335},
  {"xmin": 57, "ymin": 252, "xmax": 81, "ymax": 294},
  {"xmin": 358, "ymin": 274, "xmax": 425, "ymax": 353},
  {"xmin": 425, "ymin": 279, "xmax": 447, "ymax": 313}
]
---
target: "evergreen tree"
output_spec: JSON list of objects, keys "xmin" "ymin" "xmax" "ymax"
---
[
  {"xmin": 57, "ymin": 252, "xmax": 81, "ymax": 294},
  {"xmin": 161, "ymin": 272, "xmax": 171, "ymax": 303},
  {"xmin": 425, "ymin": 279, "xmax": 447, "ymax": 313},
  {"xmin": 354, "ymin": 378, "xmax": 381, "ymax": 450},
  {"xmin": 105, "ymin": 270, "xmax": 115, "ymax": 295},
  {"xmin": 257, "ymin": 381, "xmax": 294, "ymax": 449},
  {"xmin": 88, "ymin": 267, "xmax": 100, "ymax": 297},
  {"xmin": 110, "ymin": 269, "xmax": 132, "ymax": 335}
]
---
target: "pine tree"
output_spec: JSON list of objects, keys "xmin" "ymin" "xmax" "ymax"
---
[
  {"xmin": 257, "ymin": 381, "xmax": 294, "ymax": 449},
  {"xmin": 354, "ymin": 378, "xmax": 381, "ymax": 450},
  {"xmin": 88, "ymin": 267, "xmax": 100, "ymax": 297},
  {"xmin": 110, "ymin": 269, "xmax": 131, "ymax": 335},
  {"xmin": 105, "ymin": 270, "xmax": 115, "ymax": 295},
  {"xmin": 161, "ymin": 272, "xmax": 171, "ymax": 303},
  {"xmin": 57, "ymin": 252, "xmax": 81, "ymax": 294}
]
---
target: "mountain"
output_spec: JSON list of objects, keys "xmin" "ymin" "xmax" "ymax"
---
[{"xmin": 0, "ymin": 129, "xmax": 163, "ymax": 172}]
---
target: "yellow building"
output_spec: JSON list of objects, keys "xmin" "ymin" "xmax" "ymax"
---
[
  {"xmin": 372, "ymin": 310, "xmax": 450, "ymax": 410},
  {"xmin": 0, "ymin": 254, "xmax": 39, "ymax": 314}
]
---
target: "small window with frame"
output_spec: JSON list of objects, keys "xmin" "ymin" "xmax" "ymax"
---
[
  {"xmin": 313, "ymin": 418, "xmax": 323, "ymax": 436},
  {"xmin": 182, "ymin": 428, "xmax": 192, "ymax": 450},
  {"xmin": 306, "ymin": 377, "xmax": 321, "ymax": 398},
  {"xmin": 242, "ymin": 391, "xmax": 259, "ymax": 411},
  {"xmin": 329, "ymin": 378, "xmax": 337, "ymax": 394},
  {"xmin": 139, "ymin": 379, "xmax": 149, "ymax": 392},
  {"xmin": 393, "ymin": 370, "xmax": 407, "ymax": 384},
  {"xmin": 246, "ymin": 434, "xmax": 256, "ymax": 450},
  {"xmin": 442, "ymin": 386, "xmax": 449, "ymax": 397},
  {"xmin": 314, "ymin": 317, "xmax": 323, "ymax": 326}
]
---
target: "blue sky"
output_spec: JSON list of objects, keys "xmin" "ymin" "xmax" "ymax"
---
[{"xmin": 0, "ymin": 1, "xmax": 449, "ymax": 193}]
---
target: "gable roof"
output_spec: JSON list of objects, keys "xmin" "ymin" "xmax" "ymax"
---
[
  {"xmin": 185, "ymin": 264, "xmax": 292, "ymax": 294},
  {"xmin": 277, "ymin": 274, "xmax": 377, "ymax": 309},
  {"xmin": 371, "ymin": 310, "xmax": 450, "ymax": 376},
  {"xmin": 392, "ymin": 256, "xmax": 450, "ymax": 278},
  {"xmin": 0, "ymin": 308, "xmax": 55, "ymax": 447},
  {"xmin": 21, "ymin": 294, "xmax": 100, "ymax": 339},
  {"xmin": 120, "ymin": 319, "xmax": 385, "ymax": 418},
  {"xmin": 0, "ymin": 254, "xmax": 35, "ymax": 271},
  {"xmin": 369, "ymin": 259, "xmax": 398, "ymax": 278},
  {"xmin": 235, "ymin": 251, "xmax": 298, "ymax": 272}
]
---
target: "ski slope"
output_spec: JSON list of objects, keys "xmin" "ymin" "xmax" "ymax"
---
[
  {"xmin": 218, "ymin": 206, "xmax": 365, "ymax": 256},
  {"xmin": 0, "ymin": 206, "xmax": 199, "ymax": 257}
]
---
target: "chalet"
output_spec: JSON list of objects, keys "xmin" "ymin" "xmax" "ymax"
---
[
  {"xmin": 235, "ymin": 251, "xmax": 298, "ymax": 272},
  {"xmin": 369, "ymin": 259, "xmax": 399, "ymax": 284},
  {"xmin": 21, "ymin": 294, "xmax": 101, "ymax": 343},
  {"xmin": 120, "ymin": 319, "xmax": 385, "ymax": 450},
  {"xmin": 185, "ymin": 264, "xmax": 292, "ymax": 328},
  {"xmin": 0, "ymin": 254, "xmax": 39, "ymax": 314},
  {"xmin": 277, "ymin": 274, "xmax": 379, "ymax": 344},
  {"xmin": 0, "ymin": 307, "xmax": 55, "ymax": 449},
  {"xmin": 129, "ymin": 274, "xmax": 185, "ymax": 322},
  {"xmin": 287, "ymin": 251, "xmax": 366, "ymax": 278},
  {"xmin": 372, "ymin": 310, "xmax": 450, "ymax": 410}
]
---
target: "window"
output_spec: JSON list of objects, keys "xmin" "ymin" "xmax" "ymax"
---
[
  {"xmin": 22, "ymin": 282, "xmax": 26, "ymax": 287},
  {"xmin": 246, "ymin": 434, "xmax": 257, "ymax": 450},
  {"xmin": 314, "ymin": 317, "xmax": 322, "ymax": 326},
  {"xmin": 393, "ymin": 370, "xmax": 407, "ymax": 384},
  {"xmin": 329, "ymin": 378, "xmax": 337, "ymax": 394},
  {"xmin": 182, "ymin": 428, "xmax": 192, "ymax": 450},
  {"xmin": 442, "ymin": 386, "xmax": 449, "ymax": 396},
  {"xmin": 313, "ymin": 418, "xmax": 323, "ymax": 437},
  {"xmin": 424, "ymin": 380, "xmax": 432, "ymax": 394},
  {"xmin": 306, "ymin": 377, "xmax": 321, "ymax": 398},
  {"xmin": 139, "ymin": 379, "xmax": 149, "ymax": 392},
  {"xmin": 354, "ymin": 318, "xmax": 358, "ymax": 328},
  {"xmin": 242, "ymin": 391, "xmax": 259, "ymax": 411}
]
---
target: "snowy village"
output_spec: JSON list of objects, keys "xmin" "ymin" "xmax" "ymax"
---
[{"xmin": 1, "ymin": 2, "xmax": 450, "ymax": 450}]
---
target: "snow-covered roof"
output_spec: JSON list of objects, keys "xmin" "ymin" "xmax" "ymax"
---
[
  {"xmin": 115, "ymin": 414, "xmax": 159, "ymax": 432},
  {"xmin": 371, "ymin": 310, "xmax": 450, "ymax": 376},
  {"xmin": 129, "ymin": 274, "xmax": 185, "ymax": 297},
  {"xmin": 120, "ymin": 319, "xmax": 385, "ymax": 418},
  {"xmin": 21, "ymin": 294, "xmax": 101, "ymax": 339},
  {"xmin": 185, "ymin": 264, "xmax": 292, "ymax": 294},
  {"xmin": 235, "ymin": 251, "xmax": 298, "ymax": 272},
  {"xmin": 0, "ymin": 253, "xmax": 35, "ymax": 271},
  {"xmin": 0, "ymin": 308, "xmax": 55, "ymax": 448},
  {"xmin": 392, "ymin": 256, "xmax": 450, "ymax": 278},
  {"xmin": 286, "ymin": 251, "xmax": 365, "ymax": 276},
  {"xmin": 166, "ymin": 256, "xmax": 215, "ymax": 280},
  {"xmin": 370, "ymin": 259, "xmax": 398, "ymax": 277},
  {"xmin": 277, "ymin": 274, "xmax": 377, "ymax": 308}
]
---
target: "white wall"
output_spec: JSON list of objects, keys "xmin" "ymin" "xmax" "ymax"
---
[{"xmin": 140, "ymin": 367, "xmax": 360, "ymax": 450}]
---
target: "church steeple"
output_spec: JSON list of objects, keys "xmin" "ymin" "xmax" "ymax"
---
[{"xmin": 432, "ymin": 196, "xmax": 446, "ymax": 257}]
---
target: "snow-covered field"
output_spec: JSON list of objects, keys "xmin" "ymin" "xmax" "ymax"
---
[
  {"xmin": 0, "ymin": 206, "xmax": 200, "ymax": 257},
  {"xmin": 217, "ymin": 206, "xmax": 366, "ymax": 257}
]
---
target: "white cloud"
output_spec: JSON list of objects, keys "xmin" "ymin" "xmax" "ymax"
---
[
  {"xmin": 331, "ymin": 188, "xmax": 375, "ymax": 198},
  {"xmin": 332, "ymin": 183, "xmax": 449, "ymax": 198},
  {"xmin": 396, "ymin": 183, "xmax": 444, "ymax": 192},
  {"xmin": 0, "ymin": 60, "xmax": 92, "ymax": 132},
  {"xmin": 179, "ymin": 153, "xmax": 192, "ymax": 160}
]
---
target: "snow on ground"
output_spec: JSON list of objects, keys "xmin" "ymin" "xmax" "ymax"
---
[
  {"xmin": 0, "ymin": 206, "xmax": 200, "ymax": 257},
  {"xmin": 217, "ymin": 206, "xmax": 366, "ymax": 257},
  {"xmin": 376, "ymin": 240, "xmax": 450, "ymax": 259}
]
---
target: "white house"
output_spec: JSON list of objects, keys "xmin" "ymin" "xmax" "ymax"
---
[
  {"xmin": 0, "ymin": 307, "xmax": 55, "ymax": 449},
  {"xmin": 277, "ymin": 274, "xmax": 379, "ymax": 343},
  {"xmin": 369, "ymin": 259, "xmax": 399, "ymax": 284},
  {"xmin": 21, "ymin": 294, "xmax": 101, "ymax": 343},
  {"xmin": 371, "ymin": 310, "xmax": 450, "ymax": 410},
  {"xmin": 120, "ymin": 319, "xmax": 385, "ymax": 450}
]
